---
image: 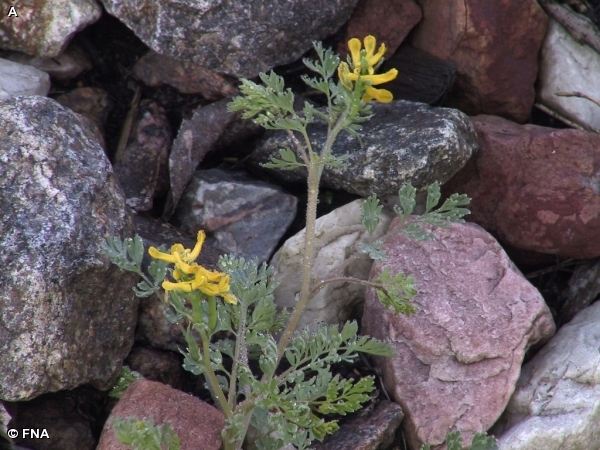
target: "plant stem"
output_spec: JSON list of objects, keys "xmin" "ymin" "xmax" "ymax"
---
[
  {"xmin": 198, "ymin": 329, "xmax": 232, "ymax": 420},
  {"xmin": 309, "ymin": 276, "xmax": 384, "ymax": 298}
]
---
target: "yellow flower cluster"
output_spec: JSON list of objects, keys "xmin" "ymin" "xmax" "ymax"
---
[
  {"xmin": 338, "ymin": 35, "xmax": 398, "ymax": 103},
  {"xmin": 148, "ymin": 230, "xmax": 237, "ymax": 304}
]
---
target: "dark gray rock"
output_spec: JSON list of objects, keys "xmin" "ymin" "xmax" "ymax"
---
[
  {"xmin": 113, "ymin": 99, "xmax": 171, "ymax": 213},
  {"xmin": 125, "ymin": 345, "xmax": 183, "ymax": 389},
  {"xmin": 163, "ymin": 98, "xmax": 239, "ymax": 220},
  {"xmin": 98, "ymin": 0, "xmax": 358, "ymax": 78},
  {"xmin": 251, "ymin": 100, "xmax": 478, "ymax": 198},
  {"xmin": 172, "ymin": 169, "xmax": 298, "ymax": 263},
  {"xmin": 0, "ymin": 96, "xmax": 138, "ymax": 402},
  {"xmin": 310, "ymin": 401, "xmax": 404, "ymax": 450},
  {"xmin": 561, "ymin": 258, "xmax": 600, "ymax": 324}
]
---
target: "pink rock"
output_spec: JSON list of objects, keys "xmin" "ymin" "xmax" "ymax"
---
[
  {"xmin": 97, "ymin": 380, "xmax": 225, "ymax": 450},
  {"xmin": 362, "ymin": 219, "xmax": 554, "ymax": 450},
  {"xmin": 445, "ymin": 114, "xmax": 600, "ymax": 259},
  {"xmin": 409, "ymin": 0, "xmax": 548, "ymax": 123},
  {"xmin": 339, "ymin": 0, "xmax": 422, "ymax": 57}
]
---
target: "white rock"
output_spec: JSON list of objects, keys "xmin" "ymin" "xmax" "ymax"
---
[
  {"xmin": 271, "ymin": 199, "xmax": 393, "ymax": 331},
  {"xmin": 537, "ymin": 19, "xmax": 600, "ymax": 132},
  {"xmin": 493, "ymin": 301, "xmax": 600, "ymax": 449},
  {"xmin": 0, "ymin": 58, "xmax": 50, "ymax": 99}
]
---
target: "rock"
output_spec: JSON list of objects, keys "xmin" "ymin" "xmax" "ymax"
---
[
  {"xmin": 362, "ymin": 218, "xmax": 555, "ymax": 450},
  {"xmin": 54, "ymin": 87, "xmax": 113, "ymax": 135},
  {"xmin": 0, "ymin": 96, "xmax": 138, "ymax": 401},
  {"xmin": 133, "ymin": 50, "xmax": 239, "ymax": 100},
  {"xmin": 4, "ymin": 386, "xmax": 105, "ymax": 450},
  {"xmin": 339, "ymin": 0, "xmax": 422, "ymax": 58},
  {"xmin": 0, "ymin": 0, "xmax": 101, "ymax": 57},
  {"xmin": 409, "ymin": 0, "xmax": 548, "ymax": 122},
  {"xmin": 172, "ymin": 169, "xmax": 298, "ymax": 264},
  {"xmin": 493, "ymin": 301, "xmax": 600, "ymax": 449},
  {"xmin": 125, "ymin": 346, "xmax": 183, "ymax": 389},
  {"xmin": 1, "ymin": 44, "xmax": 92, "ymax": 81},
  {"xmin": 163, "ymin": 98, "xmax": 240, "ymax": 220},
  {"xmin": 537, "ymin": 19, "xmax": 600, "ymax": 133},
  {"xmin": 379, "ymin": 44, "xmax": 456, "ymax": 106},
  {"xmin": 560, "ymin": 258, "xmax": 600, "ymax": 324},
  {"xmin": 97, "ymin": 380, "xmax": 225, "ymax": 450},
  {"xmin": 251, "ymin": 100, "xmax": 478, "ymax": 198},
  {"xmin": 0, "ymin": 58, "xmax": 50, "ymax": 100},
  {"xmin": 272, "ymin": 199, "xmax": 393, "ymax": 331},
  {"xmin": 443, "ymin": 114, "xmax": 600, "ymax": 259},
  {"xmin": 310, "ymin": 401, "xmax": 404, "ymax": 450},
  {"xmin": 113, "ymin": 99, "xmax": 171, "ymax": 213},
  {"xmin": 98, "ymin": 0, "xmax": 358, "ymax": 78}
]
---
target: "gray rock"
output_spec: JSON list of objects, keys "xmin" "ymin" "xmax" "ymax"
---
[
  {"xmin": 0, "ymin": 0, "xmax": 101, "ymax": 57},
  {"xmin": 172, "ymin": 169, "xmax": 297, "ymax": 264},
  {"xmin": 537, "ymin": 19, "xmax": 600, "ymax": 133},
  {"xmin": 310, "ymin": 401, "xmax": 404, "ymax": 450},
  {"xmin": 0, "ymin": 96, "xmax": 138, "ymax": 402},
  {"xmin": 271, "ymin": 199, "xmax": 393, "ymax": 331},
  {"xmin": 251, "ymin": 100, "xmax": 478, "ymax": 198},
  {"xmin": 98, "ymin": 0, "xmax": 358, "ymax": 78},
  {"xmin": 1, "ymin": 45, "xmax": 92, "ymax": 81},
  {"xmin": 362, "ymin": 219, "xmax": 555, "ymax": 449},
  {"xmin": 493, "ymin": 301, "xmax": 600, "ymax": 450},
  {"xmin": 0, "ymin": 58, "xmax": 50, "ymax": 100}
]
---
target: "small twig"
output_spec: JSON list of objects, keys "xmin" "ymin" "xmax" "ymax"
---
[
  {"xmin": 525, "ymin": 258, "xmax": 575, "ymax": 279},
  {"xmin": 556, "ymin": 91, "xmax": 600, "ymax": 109}
]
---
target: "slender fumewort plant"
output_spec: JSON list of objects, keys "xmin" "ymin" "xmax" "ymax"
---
[{"xmin": 105, "ymin": 36, "xmax": 472, "ymax": 450}]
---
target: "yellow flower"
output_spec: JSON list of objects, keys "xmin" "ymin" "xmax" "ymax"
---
[
  {"xmin": 148, "ymin": 230, "xmax": 237, "ymax": 304},
  {"xmin": 339, "ymin": 35, "xmax": 398, "ymax": 103}
]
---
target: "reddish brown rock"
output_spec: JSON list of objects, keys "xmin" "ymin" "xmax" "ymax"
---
[
  {"xmin": 409, "ymin": 0, "xmax": 548, "ymax": 122},
  {"xmin": 339, "ymin": 0, "xmax": 422, "ymax": 57},
  {"xmin": 133, "ymin": 51, "xmax": 239, "ymax": 100},
  {"xmin": 444, "ymin": 115, "xmax": 600, "ymax": 259},
  {"xmin": 97, "ymin": 380, "xmax": 225, "ymax": 450},
  {"xmin": 362, "ymin": 219, "xmax": 555, "ymax": 450}
]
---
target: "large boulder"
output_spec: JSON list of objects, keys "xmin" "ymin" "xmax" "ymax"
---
[
  {"xmin": 362, "ymin": 219, "xmax": 555, "ymax": 449},
  {"xmin": 409, "ymin": 0, "xmax": 548, "ymax": 122},
  {"xmin": 0, "ymin": 96, "xmax": 138, "ymax": 401},
  {"xmin": 252, "ymin": 100, "xmax": 478, "ymax": 198},
  {"xmin": 444, "ymin": 114, "xmax": 600, "ymax": 259},
  {"xmin": 98, "ymin": 0, "xmax": 358, "ymax": 78},
  {"xmin": 493, "ymin": 301, "xmax": 600, "ymax": 449},
  {"xmin": 0, "ymin": 0, "xmax": 101, "ymax": 57}
]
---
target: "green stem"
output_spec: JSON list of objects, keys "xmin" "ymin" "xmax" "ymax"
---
[
  {"xmin": 309, "ymin": 276, "xmax": 385, "ymax": 298},
  {"xmin": 208, "ymin": 296, "xmax": 217, "ymax": 333},
  {"xmin": 198, "ymin": 328, "xmax": 232, "ymax": 420},
  {"xmin": 228, "ymin": 302, "xmax": 248, "ymax": 411}
]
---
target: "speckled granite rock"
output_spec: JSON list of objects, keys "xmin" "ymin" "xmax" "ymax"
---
[
  {"xmin": 98, "ymin": 0, "xmax": 358, "ymax": 78},
  {"xmin": 0, "ymin": 0, "xmax": 101, "ymax": 57},
  {"xmin": 251, "ymin": 100, "xmax": 478, "ymax": 198},
  {"xmin": 0, "ymin": 96, "xmax": 138, "ymax": 401}
]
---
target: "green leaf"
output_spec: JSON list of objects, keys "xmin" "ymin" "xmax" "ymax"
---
[
  {"xmin": 113, "ymin": 417, "xmax": 180, "ymax": 450},
  {"xmin": 109, "ymin": 366, "xmax": 144, "ymax": 399},
  {"xmin": 358, "ymin": 241, "xmax": 387, "ymax": 261},
  {"xmin": 375, "ymin": 268, "xmax": 419, "ymax": 316},
  {"xmin": 395, "ymin": 184, "xmax": 416, "ymax": 219},
  {"xmin": 360, "ymin": 196, "xmax": 383, "ymax": 236},
  {"xmin": 470, "ymin": 432, "xmax": 499, "ymax": 450},
  {"xmin": 262, "ymin": 148, "xmax": 306, "ymax": 170},
  {"xmin": 259, "ymin": 335, "xmax": 279, "ymax": 379},
  {"xmin": 446, "ymin": 430, "xmax": 463, "ymax": 450},
  {"xmin": 425, "ymin": 182, "xmax": 442, "ymax": 213}
]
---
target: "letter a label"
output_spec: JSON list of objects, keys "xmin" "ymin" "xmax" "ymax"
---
[{"xmin": 8, "ymin": 6, "xmax": 18, "ymax": 17}]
